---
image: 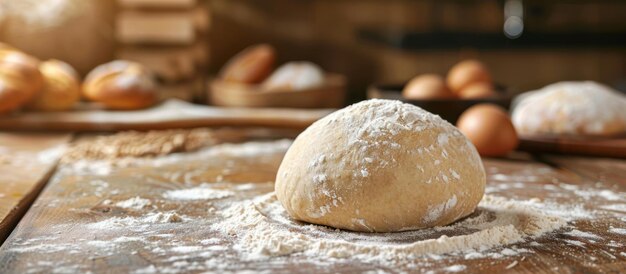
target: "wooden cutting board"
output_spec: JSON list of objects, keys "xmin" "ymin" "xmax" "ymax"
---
[
  {"xmin": 519, "ymin": 136, "xmax": 626, "ymax": 158},
  {"xmin": 0, "ymin": 133, "xmax": 72, "ymax": 244},
  {"xmin": 0, "ymin": 99, "xmax": 334, "ymax": 132},
  {"xmin": 0, "ymin": 131, "xmax": 625, "ymax": 273}
]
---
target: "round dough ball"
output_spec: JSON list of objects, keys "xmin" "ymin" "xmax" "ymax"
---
[
  {"xmin": 447, "ymin": 60, "xmax": 492, "ymax": 93},
  {"xmin": 220, "ymin": 44, "xmax": 276, "ymax": 84},
  {"xmin": 402, "ymin": 74, "xmax": 455, "ymax": 100},
  {"xmin": 275, "ymin": 99, "xmax": 486, "ymax": 232},
  {"xmin": 83, "ymin": 60, "xmax": 157, "ymax": 110},
  {"xmin": 459, "ymin": 82, "xmax": 496, "ymax": 99},
  {"xmin": 0, "ymin": 49, "xmax": 43, "ymax": 114},
  {"xmin": 263, "ymin": 61, "xmax": 325, "ymax": 91},
  {"xmin": 457, "ymin": 104, "xmax": 518, "ymax": 157},
  {"xmin": 26, "ymin": 60, "xmax": 81, "ymax": 111},
  {"xmin": 512, "ymin": 81, "xmax": 626, "ymax": 137}
]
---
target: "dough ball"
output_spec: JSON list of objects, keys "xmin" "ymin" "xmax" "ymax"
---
[
  {"xmin": 26, "ymin": 59, "xmax": 81, "ymax": 111},
  {"xmin": 402, "ymin": 74, "xmax": 455, "ymax": 100},
  {"xmin": 447, "ymin": 60, "xmax": 492, "ymax": 94},
  {"xmin": 263, "ymin": 61, "xmax": 325, "ymax": 91},
  {"xmin": 0, "ymin": 49, "xmax": 43, "ymax": 114},
  {"xmin": 512, "ymin": 81, "xmax": 626, "ymax": 137},
  {"xmin": 275, "ymin": 99, "xmax": 486, "ymax": 232},
  {"xmin": 219, "ymin": 44, "xmax": 276, "ymax": 84},
  {"xmin": 83, "ymin": 60, "xmax": 157, "ymax": 110}
]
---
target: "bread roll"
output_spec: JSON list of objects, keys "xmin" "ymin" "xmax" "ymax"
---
[
  {"xmin": 26, "ymin": 59, "xmax": 81, "ymax": 111},
  {"xmin": 83, "ymin": 60, "xmax": 157, "ymax": 110},
  {"xmin": 0, "ymin": 49, "xmax": 43, "ymax": 113},
  {"xmin": 262, "ymin": 61, "xmax": 325, "ymax": 91},
  {"xmin": 219, "ymin": 44, "xmax": 276, "ymax": 84},
  {"xmin": 275, "ymin": 99, "xmax": 485, "ymax": 232},
  {"xmin": 512, "ymin": 81, "xmax": 626, "ymax": 137}
]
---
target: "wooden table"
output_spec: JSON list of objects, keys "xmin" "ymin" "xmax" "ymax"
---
[
  {"xmin": 0, "ymin": 133, "xmax": 72, "ymax": 243},
  {"xmin": 0, "ymin": 129, "xmax": 625, "ymax": 273}
]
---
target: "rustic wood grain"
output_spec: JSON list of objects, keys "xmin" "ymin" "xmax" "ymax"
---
[
  {"xmin": 540, "ymin": 155, "xmax": 626, "ymax": 185},
  {"xmin": 0, "ymin": 131, "xmax": 624, "ymax": 273},
  {"xmin": 0, "ymin": 133, "xmax": 72, "ymax": 244},
  {"xmin": 519, "ymin": 137, "xmax": 626, "ymax": 159},
  {"xmin": 0, "ymin": 99, "xmax": 334, "ymax": 132}
]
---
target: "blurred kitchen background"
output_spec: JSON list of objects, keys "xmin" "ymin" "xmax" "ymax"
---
[{"xmin": 1, "ymin": 0, "xmax": 625, "ymax": 103}]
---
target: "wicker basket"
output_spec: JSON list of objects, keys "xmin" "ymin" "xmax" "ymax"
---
[{"xmin": 208, "ymin": 74, "xmax": 346, "ymax": 108}]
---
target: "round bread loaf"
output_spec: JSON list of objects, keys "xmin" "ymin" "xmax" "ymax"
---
[
  {"xmin": 512, "ymin": 81, "xmax": 626, "ymax": 137},
  {"xmin": 26, "ymin": 59, "xmax": 80, "ymax": 111},
  {"xmin": 0, "ymin": 49, "xmax": 43, "ymax": 114},
  {"xmin": 83, "ymin": 60, "xmax": 157, "ymax": 110},
  {"xmin": 275, "ymin": 99, "xmax": 486, "ymax": 232}
]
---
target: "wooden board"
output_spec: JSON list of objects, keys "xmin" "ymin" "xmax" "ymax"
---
[
  {"xmin": 519, "ymin": 136, "xmax": 626, "ymax": 159},
  {"xmin": 0, "ymin": 130, "xmax": 624, "ymax": 273},
  {"xmin": 0, "ymin": 133, "xmax": 72, "ymax": 244},
  {"xmin": 0, "ymin": 99, "xmax": 334, "ymax": 132},
  {"xmin": 541, "ymin": 155, "xmax": 626, "ymax": 185}
]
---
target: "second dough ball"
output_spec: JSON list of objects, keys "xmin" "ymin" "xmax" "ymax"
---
[
  {"xmin": 275, "ymin": 99, "xmax": 486, "ymax": 232},
  {"xmin": 27, "ymin": 60, "xmax": 81, "ymax": 111},
  {"xmin": 83, "ymin": 60, "xmax": 157, "ymax": 110},
  {"xmin": 512, "ymin": 81, "xmax": 626, "ymax": 137}
]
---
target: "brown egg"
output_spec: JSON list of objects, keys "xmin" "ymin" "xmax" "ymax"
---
[
  {"xmin": 402, "ymin": 74, "xmax": 455, "ymax": 100},
  {"xmin": 219, "ymin": 44, "xmax": 276, "ymax": 84},
  {"xmin": 456, "ymin": 104, "xmax": 518, "ymax": 157},
  {"xmin": 459, "ymin": 82, "xmax": 496, "ymax": 99},
  {"xmin": 447, "ymin": 60, "xmax": 492, "ymax": 94}
]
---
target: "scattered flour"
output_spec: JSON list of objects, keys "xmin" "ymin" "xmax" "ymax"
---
[
  {"xmin": 505, "ymin": 260, "xmax": 519, "ymax": 269},
  {"xmin": 36, "ymin": 144, "xmax": 68, "ymax": 164},
  {"xmin": 210, "ymin": 192, "xmax": 567, "ymax": 266},
  {"xmin": 87, "ymin": 211, "xmax": 184, "ymax": 230},
  {"xmin": 171, "ymin": 246, "xmax": 203, "ymax": 253},
  {"xmin": 608, "ymin": 227, "xmax": 626, "ymax": 235},
  {"xmin": 564, "ymin": 240, "xmax": 586, "ymax": 247},
  {"xmin": 115, "ymin": 196, "xmax": 152, "ymax": 210},
  {"xmin": 600, "ymin": 204, "xmax": 626, "ymax": 212},
  {"xmin": 163, "ymin": 185, "xmax": 234, "ymax": 201},
  {"xmin": 443, "ymin": 264, "xmax": 466, "ymax": 272},
  {"xmin": 563, "ymin": 229, "xmax": 602, "ymax": 240}
]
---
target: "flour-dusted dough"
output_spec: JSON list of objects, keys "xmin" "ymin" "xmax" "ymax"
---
[
  {"xmin": 275, "ymin": 99, "xmax": 486, "ymax": 232},
  {"xmin": 512, "ymin": 81, "xmax": 626, "ymax": 137}
]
